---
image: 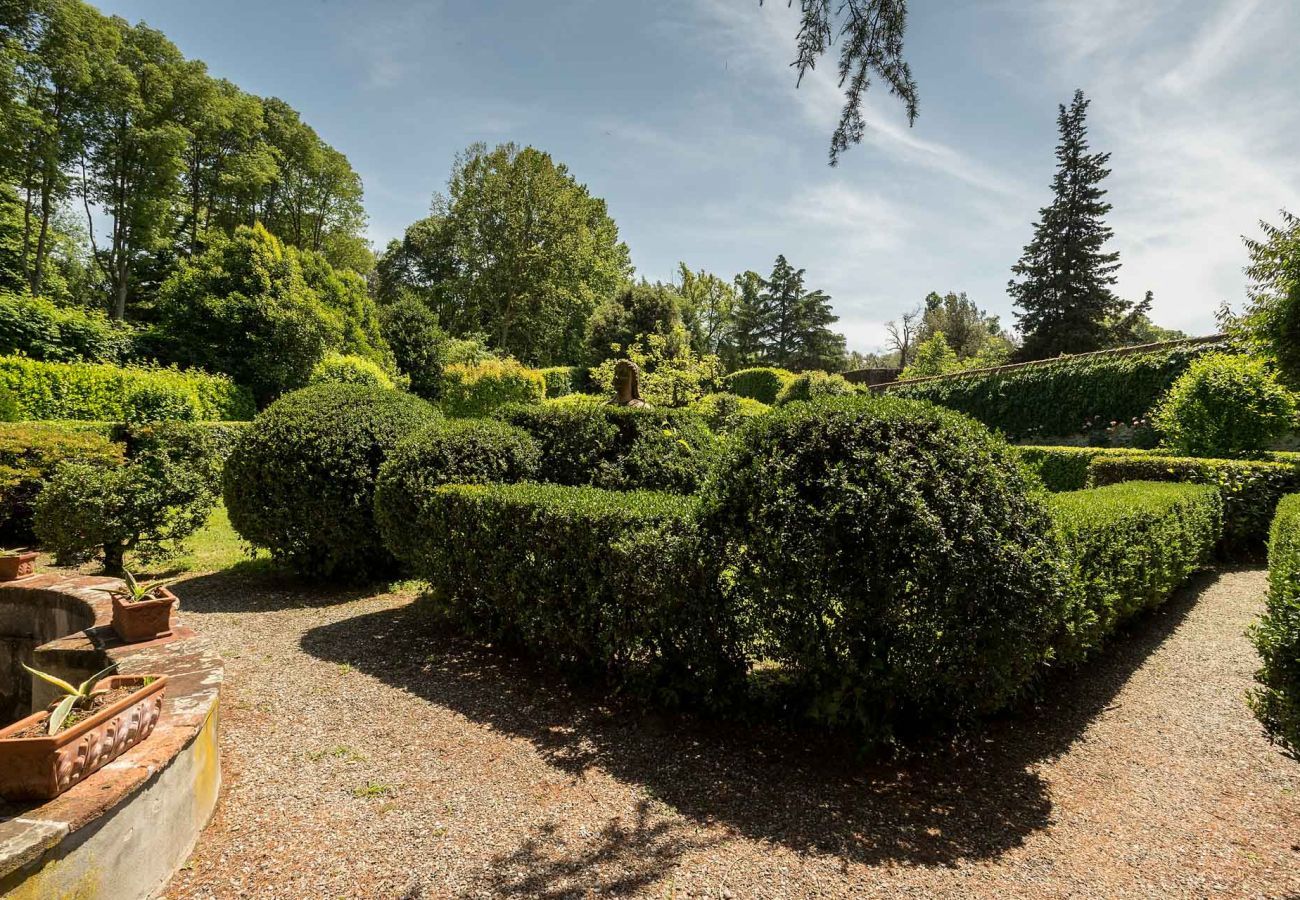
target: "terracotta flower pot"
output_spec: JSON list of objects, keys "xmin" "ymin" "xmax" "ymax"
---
[
  {"xmin": 111, "ymin": 586, "xmax": 178, "ymax": 643},
  {"xmin": 0, "ymin": 550, "xmax": 37, "ymax": 581},
  {"xmin": 0, "ymin": 674, "xmax": 167, "ymax": 801}
]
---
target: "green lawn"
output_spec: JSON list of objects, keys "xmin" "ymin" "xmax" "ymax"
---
[{"xmin": 138, "ymin": 504, "xmax": 270, "ymax": 579}]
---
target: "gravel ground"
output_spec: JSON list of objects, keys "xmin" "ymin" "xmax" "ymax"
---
[{"xmin": 158, "ymin": 567, "xmax": 1299, "ymax": 900}]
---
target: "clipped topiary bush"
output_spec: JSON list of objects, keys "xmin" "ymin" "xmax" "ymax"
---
[
  {"xmin": 1015, "ymin": 445, "xmax": 1131, "ymax": 492},
  {"xmin": 497, "ymin": 402, "xmax": 719, "ymax": 493},
  {"xmin": 123, "ymin": 382, "xmax": 201, "ymax": 426},
  {"xmin": 721, "ymin": 367, "xmax": 795, "ymax": 404},
  {"xmin": 700, "ymin": 395, "xmax": 1067, "ymax": 742},
  {"xmin": 308, "ymin": 352, "xmax": 396, "ymax": 390},
  {"xmin": 401, "ymin": 482, "xmax": 746, "ymax": 705},
  {"xmin": 1250, "ymin": 493, "xmax": 1300, "ymax": 758},
  {"xmin": 1151, "ymin": 353, "xmax": 1296, "ymax": 457},
  {"xmin": 439, "ymin": 359, "xmax": 546, "ymax": 417},
  {"xmin": 1049, "ymin": 481, "xmax": 1221, "ymax": 662},
  {"xmin": 774, "ymin": 370, "xmax": 856, "ymax": 406},
  {"xmin": 689, "ymin": 392, "xmax": 770, "ymax": 434},
  {"xmin": 223, "ymin": 384, "xmax": 439, "ymax": 580},
  {"xmin": 0, "ymin": 423, "xmax": 124, "ymax": 541},
  {"xmin": 375, "ymin": 418, "xmax": 540, "ymax": 564}
]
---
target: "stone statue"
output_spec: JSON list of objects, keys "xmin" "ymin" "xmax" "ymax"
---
[{"xmin": 610, "ymin": 360, "xmax": 649, "ymax": 408}]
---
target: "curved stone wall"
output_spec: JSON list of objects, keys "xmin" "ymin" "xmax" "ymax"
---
[{"xmin": 0, "ymin": 573, "xmax": 223, "ymax": 900}]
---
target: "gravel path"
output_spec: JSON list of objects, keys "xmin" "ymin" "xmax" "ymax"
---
[{"xmin": 160, "ymin": 567, "xmax": 1298, "ymax": 900}]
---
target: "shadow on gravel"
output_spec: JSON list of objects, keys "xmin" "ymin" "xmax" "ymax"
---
[
  {"xmin": 299, "ymin": 567, "xmax": 1219, "ymax": 883},
  {"xmin": 170, "ymin": 566, "xmax": 392, "ymax": 614}
]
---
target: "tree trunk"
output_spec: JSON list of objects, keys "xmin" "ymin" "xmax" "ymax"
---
[{"xmin": 102, "ymin": 542, "xmax": 125, "ymax": 577}]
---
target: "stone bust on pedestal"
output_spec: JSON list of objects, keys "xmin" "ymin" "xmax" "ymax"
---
[{"xmin": 610, "ymin": 360, "xmax": 649, "ymax": 408}]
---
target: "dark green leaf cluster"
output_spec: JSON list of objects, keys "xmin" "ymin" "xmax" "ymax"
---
[
  {"xmin": 699, "ymin": 395, "xmax": 1069, "ymax": 741},
  {"xmin": 222, "ymin": 384, "xmax": 439, "ymax": 580},
  {"xmin": 374, "ymin": 419, "xmax": 540, "ymax": 564},
  {"xmin": 394, "ymin": 482, "xmax": 747, "ymax": 707},
  {"xmin": 0, "ymin": 422, "xmax": 122, "ymax": 542},
  {"xmin": 1088, "ymin": 454, "xmax": 1300, "ymax": 557},
  {"xmin": 719, "ymin": 367, "xmax": 795, "ymax": 404},
  {"xmin": 537, "ymin": 366, "xmax": 585, "ymax": 399},
  {"xmin": 1150, "ymin": 353, "xmax": 1297, "ymax": 457},
  {"xmin": 1250, "ymin": 493, "xmax": 1300, "ymax": 758},
  {"xmin": 0, "ymin": 291, "xmax": 133, "ymax": 362},
  {"xmin": 883, "ymin": 339, "xmax": 1233, "ymax": 439},
  {"xmin": 0, "ymin": 354, "xmax": 253, "ymax": 421},
  {"xmin": 496, "ymin": 403, "xmax": 719, "ymax": 493},
  {"xmin": 1015, "ymin": 445, "xmax": 1126, "ymax": 492},
  {"xmin": 1049, "ymin": 482, "xmax": 1221, "ymax": 662}
]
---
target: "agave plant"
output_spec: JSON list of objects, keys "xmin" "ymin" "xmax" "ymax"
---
[
  {"xmin": 111, "ymin": 570, "xmax": 174, "ymax": 605},
  {"xmin": 21, "ymin": 663, "xmax": 118, "ymax": 736}
]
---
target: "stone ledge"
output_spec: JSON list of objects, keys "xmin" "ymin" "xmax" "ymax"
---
[{"xmin": 0, "ymin": 574, "xmax": 223, "ymax": 898}]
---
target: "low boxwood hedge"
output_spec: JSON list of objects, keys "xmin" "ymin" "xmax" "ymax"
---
[
  {"xmin": 401, "ymin": 483, "xmax": 746, "ymax": 706},
  {"xmin": 223, "ymin": 384, "xmax": 439, "ymax": 580},
  {"xmin": 1087, "ymin": 454, "xmax": 1300, "ymax": 555},
  {"xmin": 0, "ymin": 422, "xmax": 124, "ymax": 541},
  {"xmin": 1250, "ymin": 494, "xmax": 1300, "ymax": 758},
  {"xmin": 1049, "ymin": 481, "xmax": 1222, "ymax": 662},
  {"xmin": 496, "ymin": 403, "xmax": 719, "ymax": 493},
  {"xmin": 1016, "ymin": 445, "xmax": 1130, "ymax": 492},
  {"xmin": 374, "ymin": 418, "xmax": 540, "ymax": 564}
]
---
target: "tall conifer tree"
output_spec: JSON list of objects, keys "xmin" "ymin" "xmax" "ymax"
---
[{"xmin": 1009, "ymin": 90, "xmax": 1124, "ymax": 360}]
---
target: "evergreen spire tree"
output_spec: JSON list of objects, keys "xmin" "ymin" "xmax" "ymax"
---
[
  {"xmin": 728, "ymin": 269, "xmax": 771, "ymax": 368},
  {"xmin": 762, "ymin": 254, "xmax": 804, "ymax": 366},
  {"xmin": 1009, "ymin": 89, "xmax": 1125, "ymax": 360},
  {"xmin": 790, "ymin": 284, "xmax": 846, "ymax": 371}
]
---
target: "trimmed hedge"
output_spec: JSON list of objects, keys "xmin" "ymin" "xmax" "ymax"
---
[
  {"xmin": 721, "ymin": 367, "xmax": 795, "ymax": 404},
  {"xmin": 774, "ymin": 370, "xmax": 856, "ymax": 406},
  {"xmin": 439, "ymin": 359, "xmax": 546, "ymax": 417},
  {"xmin": 374, "ymin": 419, "xmax": 540, "ymax": 564},
  {"xmin": 0, "ymin": 291, "xmax": 133, "ymax": 363},
  {"xmin": 1049, "ymin": 482, "xmax": 1221, "ymax": 661},
  {"xmin": 496, "ymin": 403, "xmax": 719, "ymax": 493},
  {"xmin": 308, "ymin": 353, "xmax": 396, "ymax": 390},
  {"xmin": 700, "ymin": 395, "xmax": 1068, "ymax": 741},
  {"xmin": 397, "ymin": 483, "xmax": 745, "ymax": 705},
  {"xmin": 1087, "ymin": 454, "xmax": 1300, "ymax": 555},
  {"xmin": 1250, "ymin": 494, "xmax": 1300, "ymax": 757},
  {"xmin": 882, "ymin": 338, "xmax": 1233, "ymax": 439},
  {"xmin": 0, "ymin": 355, "xmax": 254, "ymax": 421},
  {"xmin": 538, "ymin": 365, "xmax": 584, "ymax": 399},
  {"xmin": 0, "ymin": 422, "xmax": 124, "ymax": 541},
  {"xmin": 223, "ymin": 384, "xmax": 439, "ymax": 580},
  {"xmin": 688, "ymin": 392, "xmax": 770, "ymax": 434},
  {"xmin": 1017, "ymin": 445, "xmax": 1128, "ymax": 492}
]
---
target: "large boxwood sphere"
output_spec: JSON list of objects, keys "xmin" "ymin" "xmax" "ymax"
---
[
  {"xmin": 375, "ymin": 418, "xmax": 541, "ymax": 565},
  {"xmin": 701, "ymin": 395, "xmax": 1067, "ymax": 741},
  {"xmin": 223, "ymin": 384, "xmax": 439, "ymax": 580}
]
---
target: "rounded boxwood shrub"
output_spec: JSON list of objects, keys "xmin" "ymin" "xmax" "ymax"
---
[
  {"xmin": 308, "ymin": 352, "xmax": 395, "ymax": 390},
  {"xmin": 223, "ymin": 384, "xmax": 439, "ymax": 580},
  {"xmin": 700, "ymin": 395, "xmax": 1067, "ymax": 742},
  {"xmin": 497, "ymin": 402, "xmax": 719, "ymax": 493},
  {"xmin": 774, "ymin": 370, "xmax": 856, "ymax": 406},
  {"xmin": 1151, "ymin": 353, "xmax": 1296, "ymax": 457},
  {"xmin": 721, "ymin": 367, "xmax": 794, "ymax": 404},
  {"xmin": 375, "ymin": 418, "xmax": 541, "ymax": 564}
]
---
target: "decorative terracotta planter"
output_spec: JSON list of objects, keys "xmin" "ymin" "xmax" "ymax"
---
[
  {"xmin": 0, "ymin": 550, "xmax": 37, "ymax": 581},
  {"xmin": 0, "ymin": 674, "xmax": 168, "ymax": 801},
  {"xmin": 111, "ymin": 586, "xmax": 178, "ymax": 643}
]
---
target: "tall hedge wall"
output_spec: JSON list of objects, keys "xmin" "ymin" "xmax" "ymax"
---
[
  {"xmin": 1250, "ymin": 494, "xmax": 1300, "ymax": 757},
  {"xmin": 0, "ymin": 355, "xmax": 254, "ymax": 421},
  {"xmin": 880, "ymin": 338, "xmax": 1233, "ymax": 439}
]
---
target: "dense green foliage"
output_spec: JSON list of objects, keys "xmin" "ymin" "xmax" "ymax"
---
[
  {"xmin": 0, "ymin": 291, "xmax": 133, "ymax": 361},
  {"xmin": 378, "ymin": 296, "xmax": 448, "ymax": 400},
  {"xmin": 34, "ymin": 421, "xmax": 222, "ymax": 572},
  {"xmin": 1088, "ymin": 453, "xmax": 1300, "ymax": 555},
  {"xmin": 151, "ymin": 225, "xmax": 387, "ymax": 405},
  {"xmin": 700, "ymin": 396, "xmax": 1067, "ymax": 741},
  {"xmin": 374, "ymin": 419, "xmax": 540, "ymax": 565},
  {"xmin": 720, "ymin": 367, "xmax": 795, "ymax": 404},
  {"xmin": 688, "ymin": 392, "xmax": 770, "ymax": 434},
  {"xmin": 727, "ymin": 256, "xmax": 845, "ymax": 372},
  {"xmin": 497, "ymin": 403, "xmax": 719, "ymax": 493},
  {"xmin": 1010, "ymin": 91, "xmax": 1126, "ymax": 359},
  {"xmin": 773, "ymin": 370, "xmax": 855, "ymax": 406},
  {"xmin": 1016, "ymin": 445, "xmax": 1126, "ymax": 492},
  {"xmin": 586, "ymin": 282, "xmax": 686, "ymax": 365},
  {"xmin": 0, "ymin": 422, "xmax": 122, "ymax": 541},
  {"xmin": 538, "ymin": 365, "xmax": 583, "ymax": 399},
  {"xmin": 1150, "ymin": 353, "xmax": 1296, "ymax": 457},
  {"xmin": 0, "ymin": 354, "xmax": 253, "ymax": 421},
  {"xmin": 222, "ymin": 384, "xmax": 439, "ymax": 580},
  {"xmin": 1250, "ymin": 493, "xmax": 1300, "ymax": 757},
  {"xmin": 883, "ymin": 339, "xmax": 1231, "ymax": 439},
  {"xmin": 1238, "ymin": 210, "xmax": 1300, "ymax": 389},
  {"xmin": 1049, "ymin": 482, "xmax": 1221, "ymax": 661},
  {"xmin": 438, "ymin": 359, "xmax": 546, "ymax": 418},
  {"xmin": 376, "ymin": 143, "xmax": 631, "ymax": 364},
  {"xmin": 122, "ymin": 382, "xmax": 201, "ymax": 426},
  {"xmin": 308, "ymin": 353, "xmax": 395, "ymax": 390},
  {"xmin": 393, "ymin": 483, "xmax": 745, "ymax": 705}
]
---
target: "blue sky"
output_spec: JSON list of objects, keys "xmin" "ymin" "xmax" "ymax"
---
[{"xmin": 97, "ymin": 0, "xmax": 1300, "ymax": 354}]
